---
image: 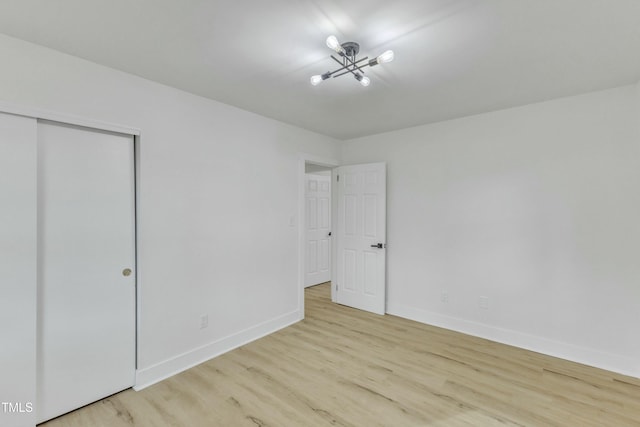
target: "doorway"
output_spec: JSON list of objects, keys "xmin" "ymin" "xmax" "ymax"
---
[
  {"xmin": 298, "ymin": 158, "xmax": 388, "ymax": 317},
  {"xmin": 297, "ymin": 156, "xmax": 338, "ymax": 318},
  {"xmin": 304, "ymin": 164, "xmax": 332, "ymax": 288}
]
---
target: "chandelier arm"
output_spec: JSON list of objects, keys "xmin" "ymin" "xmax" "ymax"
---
[
  {"xmin": 333, "ymin": 68, "xmax": 365, "ymax": 78},
  {"xmin": 328, "ymin": 56, "xmax": 370, "ymax": 78},
  {"xmin": 330, "ymin": 55, "xmax": 346, "ymax": 70},
  {"xmin": 342, "ymin": 54, "xmax": 369, "ymax": 75}
]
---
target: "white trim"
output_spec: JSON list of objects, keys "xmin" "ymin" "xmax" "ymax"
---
[
  {"xmin": 134, "ymin": 135, "xmax": 142, "ymax": 371},
  {"xmin": 134, "ymin": 309, "xmax": 301, "ymax": 390},
  {"xmin": 331, "ymin": 168, "xmax": 338, "ymax": 303},
  {"xmin": 300, "ymin": 154, "xmax": 340, "ymax": 169},
  {"xmin": 297, "ymin": 154, "xmax": 339, "ymax": 319},
  {"xmin": 0, "ymin": 100, "xmax": 140, "ymax": 136},
  {"xmin": 387, "ymin": 302, "xmax": 640, "ymax": 379}
]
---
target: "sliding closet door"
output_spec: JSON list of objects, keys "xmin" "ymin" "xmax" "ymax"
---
[{"xmin": 37, "ymin": 121, "xmax": 136, "ymax": 423}]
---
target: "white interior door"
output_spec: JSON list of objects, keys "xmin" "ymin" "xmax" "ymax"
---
[
  {"xmin": 335, "ymin": 163, "xmax": 386, "ymax": 315},
  {"xmin": 37, "ymin": 121, "xmax": 136, "ymax": 423},
  {"xmin": 305, "ymin": 174, "xmax": 331, "ymax": 287}
]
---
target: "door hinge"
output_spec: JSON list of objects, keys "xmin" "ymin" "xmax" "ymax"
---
[{"xmin": 337, "ymin": 174, "xmax": 339, "ymax": 182}]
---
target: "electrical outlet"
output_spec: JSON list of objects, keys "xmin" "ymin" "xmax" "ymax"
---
[
  {"xmin": 441, "ymin": 291, "xmax": 449, "ymax": 303},
  {"xmin": 479, "ymin": 296, "xmax": 489, "ymax": 310},
  {"xmin": 200, "ymin": 314, "xmax": 209, "ymax": 329}
]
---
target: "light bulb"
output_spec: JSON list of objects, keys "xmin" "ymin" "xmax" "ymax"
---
[
  {"xmin": 326, "ymin": 35, "xmax": 342, "ymax": 52},
  {"xmin": 310, "ymin": 75, "xmax": 323, "ymax": 86},
  {"xmin": 377, "ymin": 50, "xmax": 394, "ymax": 64},
  {"xmin": 354, "ymin": 73, "xmax": 370, "ymax": 87}
]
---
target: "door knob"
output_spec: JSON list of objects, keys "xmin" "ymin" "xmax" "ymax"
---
[
  {"xmin": 122, "ymin": 268, "xmax": 132, "ymax": 277},
  {"xmin": 370, "ymin": 243, "xmax": 384, "ymax": 249}
]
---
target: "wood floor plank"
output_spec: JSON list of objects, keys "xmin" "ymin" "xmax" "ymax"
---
[{"xmin": 40, "ymin": 283, "xmax": 640, "ymax": 426}]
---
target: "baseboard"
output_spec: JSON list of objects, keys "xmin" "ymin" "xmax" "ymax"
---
[
  {"xmin": 134, "ymin": 309, "xmax": 301, "ymax": 390},
  {"xmin": 387, "ymin": 302, "xmax": 639, "ymax": 379}
]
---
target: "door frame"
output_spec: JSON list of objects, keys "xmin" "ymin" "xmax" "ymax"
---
[{"xmin": 297, "ymin": 154, "xmax": 339, "ymax": 319}]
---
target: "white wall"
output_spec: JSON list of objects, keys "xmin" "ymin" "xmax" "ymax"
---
[
  {"xmin": 0, "ymin": 31, "xmax": 340, "ymax": 397},
  {"xmin": 341, "ymin": 84, "xmax": 640, "ymax": 377}
]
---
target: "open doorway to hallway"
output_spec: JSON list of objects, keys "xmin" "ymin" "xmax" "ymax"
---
[
  {"xmin": 304, "ymin": 163, "xmax": 332, "ymax": 288},
  {"xmin": 298, "ymin": 155, "xmax": 338, "ymax": 319}
]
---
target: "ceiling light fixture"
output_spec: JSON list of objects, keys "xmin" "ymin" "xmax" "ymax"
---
[{"xmin": 310, "ymin": 35, "xmax": 394, "ymax": 87}]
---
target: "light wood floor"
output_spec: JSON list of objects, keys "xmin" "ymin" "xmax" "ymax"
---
[{"xmin": 42, "ymin": 283, "xmax": 640, "ymax": 426}]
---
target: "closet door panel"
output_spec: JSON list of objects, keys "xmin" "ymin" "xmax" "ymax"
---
[{"xmin": 37, "ymin": 121, "xmax": 135, "ymax": 423}]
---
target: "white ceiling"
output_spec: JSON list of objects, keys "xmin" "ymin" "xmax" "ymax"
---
[{"xmin": 1, "ymin": 0, "xmax": 640, "ymax": 140}]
